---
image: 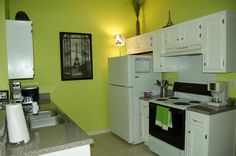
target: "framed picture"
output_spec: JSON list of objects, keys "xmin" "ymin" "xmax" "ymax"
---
[{"xmin": 60, "ymin": 32, "xmax": 93, "ymax": 80}]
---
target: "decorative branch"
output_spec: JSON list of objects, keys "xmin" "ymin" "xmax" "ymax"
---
[{"xmin": 132, "ymin": 0, "xmax": 144, "ymax": 18}]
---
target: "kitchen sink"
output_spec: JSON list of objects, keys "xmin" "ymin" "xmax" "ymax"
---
[
  {"xmin": 27, "ymin": 110, "xmax": 66, "ymax": 129},
  {"xmin": 28, "ymin": 110, "xmax": 58, "ymax": 120}
]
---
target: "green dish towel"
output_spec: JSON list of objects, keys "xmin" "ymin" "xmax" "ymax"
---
[{"xmin": 155, "ymin": 105, "xmax": 172, "ymax": 130}]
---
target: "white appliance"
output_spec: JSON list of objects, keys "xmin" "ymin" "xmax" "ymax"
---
[
  {"xmin": 6, "ymin": 103, "xmax": 30, "ymax": 144},
  {"xmin": 207, "ymin": 81, "xmax": 228, "ymax": 107},
  {"xmin": 148, "ymin": 82, "xmax": 211, "ymax": 156},
  {"xmin": 108, "ymin": 55, "xmax": 161, "ymax": 144}
]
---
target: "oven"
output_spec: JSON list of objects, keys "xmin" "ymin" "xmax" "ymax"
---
[
  {"xmin": 149, "ymin": 102, "xmax": 186, "ymax": 150},
  {"xmin": 148, "ymin": 82, "xmax": 211, "ymax": 156}
]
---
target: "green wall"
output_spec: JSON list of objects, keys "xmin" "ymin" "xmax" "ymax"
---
[
  {"xmin": 8, "ymin": 0, "xmax": 136, "ymax": 132},
  {"xmin": 0, "ymin": 0, "xmax": 9, "ymax": 90},
  {"xmin": 4, "ymin": 0, "xmax": 236, "ymax": 133}
]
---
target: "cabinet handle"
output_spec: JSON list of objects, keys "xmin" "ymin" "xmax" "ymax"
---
[
  {"xmin": 181, "ymin": 37, "xmax": 184, "ymax": 40},
  {"xmin": 204, "ymin": 63, "xmax": 207, "ymax": 66},
  {"xmin": 150, "ymin": 43, "xmax": 152, "ymax": 47},
  {"xmin": 160, "ymin": 65, "xmax": 163, "ymax": 67},
  {"xmin": 205, "ymin": 134, "xmax": 208, "ymax": 139},
  {"xmin": 199, "ymin": 33, "xmax": 202, "ymax": 38},
  {"xmin": 188, "ymin": 131, "xmax": 191, "ymax": 133},
  {"xmin": 176, "ymin": 46, "xmax": 189, "ymax": 50},
  {"xmin": 222, "ymin": 61, "xmax": 225, "ymax": 66},
  {"xmin": 192, "ymin": 119, "xmax": 199, "ymax": 123},
  {"xmin": 177, "ymin": 38, "xmax": 179, "ymax": 41},
  {"xmin": 199, "ymin": 25, "xmax": 202, "ymax": 29}
]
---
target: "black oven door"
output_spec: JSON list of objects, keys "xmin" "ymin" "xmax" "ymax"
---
[{"xmin": 149, "ymin": 102, "xmax": 186, "ymax": 150}]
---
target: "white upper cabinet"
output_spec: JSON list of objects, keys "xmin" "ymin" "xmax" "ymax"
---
[
  {"xmin": 6, "ymin": 20, "xmax": 34, "ymax": 79},
  {"xmin": 153, "ymin": 30, "xmax": 178, "ymax": 72},
  {"xmin": 126, "ymin": 32, "xmax": 154, "ymax": 54},
  {"xmin": 202, "ymin": 10, "xmax": 236, "ymax": 73},
  {"xmin": 162, "ymin": 19, "xmax": 203, "ymax": 56}
]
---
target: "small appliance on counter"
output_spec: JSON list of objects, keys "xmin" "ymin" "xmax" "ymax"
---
[
  {"xmin": 0, "ymin": 90, "xmax": 9, "ymax": 109},
  {"xmin": 207, "ymin": 81, "xmax": 228, "ymax": 107},
  {"xmin": 21, "ymin": 86, "xmax": 39, "ymax": 114},
  {"xmin": 10, "ymin": 81, "xmax": 22, "ymax": 102},
  {"xmin": 6, "ymin": 103, "xmax": 30, "ymax": 144},
  {"xmin": 21, "ymin": 86, "xmax": 39, "ymax": 103}
]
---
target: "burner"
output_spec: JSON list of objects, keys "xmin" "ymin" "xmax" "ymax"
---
[
  {"xmin": 174, "ymin": 102, "xmax": 190, "ymax": 105},
  {"xmin": 169, "ymin": 97, "xmax": 179, "ymax": 99},
  {"xmin": 189, "ymin": 100, "xmax": 200, "ymax": 103},
  {"xmin": 156, "ymin": 98, "xmax": 167, "ymax": 101}
]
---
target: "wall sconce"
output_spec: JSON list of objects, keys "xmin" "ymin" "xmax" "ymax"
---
[{"xmin": 114, "ymin": 34, "xmax": 125, "ymax": 46}]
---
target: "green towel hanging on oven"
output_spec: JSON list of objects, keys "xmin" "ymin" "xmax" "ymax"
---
[{"xmin": 155, "ymin": 105, "xmax": 172, "ymax": 130}]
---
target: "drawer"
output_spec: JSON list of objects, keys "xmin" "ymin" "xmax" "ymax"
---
[{"xmin": 188, "ymin": 111, "xmax": 208, "ymax": 128}]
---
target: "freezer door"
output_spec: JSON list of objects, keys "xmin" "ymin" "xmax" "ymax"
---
[
  {"xmin": 108, "ymin": 56, "xmax": 133, "ymax": 87},
  {"xmin": 109, "ymin": 85, "xmax": 134, "ymax": 143}
]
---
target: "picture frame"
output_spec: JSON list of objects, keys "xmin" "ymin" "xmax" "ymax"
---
[{"xmin": 60, "ymin": 32, "xmax": 93, "ymax": 80}]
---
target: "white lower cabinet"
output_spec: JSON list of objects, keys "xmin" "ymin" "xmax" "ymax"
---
[
  {"xmin": 186, "ymin": 121, "xmax": 208, "ymax": 156},
  {"xmin": 186, "ymin": 110, "xmax": 236, "ymax": 156},
  {"xmin": 140, "ymin": 99, "xmax": 149, "ymax": 145}
]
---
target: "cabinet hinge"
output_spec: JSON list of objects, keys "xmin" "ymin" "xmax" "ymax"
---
[{"xmin": 222, "ymin": 19, "xmax": 225, "ymax": 24}]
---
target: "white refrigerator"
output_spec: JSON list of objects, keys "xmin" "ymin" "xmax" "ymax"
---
[{"xmin": 108, "ymin": 55, "xmax": 161, "ymax": 144}]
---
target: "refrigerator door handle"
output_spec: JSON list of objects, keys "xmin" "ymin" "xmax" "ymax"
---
[{"xmin": 110, "ymin": 84, "xmax": 134, "ymax": 88}]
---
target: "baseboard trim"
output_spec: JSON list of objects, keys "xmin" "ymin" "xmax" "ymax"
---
[{"xmin": 88, "ymin": 129, "xmax": 111, "ymax": 136}]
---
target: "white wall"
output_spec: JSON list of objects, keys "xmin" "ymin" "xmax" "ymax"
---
[{"xmin": 178, "ymin": 55, "xmax": 216, "ymax": 84}]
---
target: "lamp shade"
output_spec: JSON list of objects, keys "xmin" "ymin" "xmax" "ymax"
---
[{"xmin": 114, "ymin": 34, "xmax": 125, "ymax": 46}]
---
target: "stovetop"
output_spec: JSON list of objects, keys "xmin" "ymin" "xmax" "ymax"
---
[
  {"xmin": 149, "ymin": 92, "xmax": 211, "ymax": 110},
  {"xmin": 149, "ymin": 82, "xmax": 211, "ymax": 110},
  {"xmin": 149, "ymin": 97, "xmax": 206, "ymax": 110}
]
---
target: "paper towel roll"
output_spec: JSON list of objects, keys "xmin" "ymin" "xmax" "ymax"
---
[{"xmin": 6, "ymin": 103, "xmax": 30, "ymax": 144}]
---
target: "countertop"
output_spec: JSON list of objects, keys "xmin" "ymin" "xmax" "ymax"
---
[
  {"xmin": 4, "ymin": 101, "xmax": 94, "ymax": 156},
  {"xmin": 187, "ymin": 99, "xmax": 236, "ymax": 115}
]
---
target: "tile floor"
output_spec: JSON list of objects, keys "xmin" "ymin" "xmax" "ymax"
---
[{"xmin": 91, "ymin": 133, "xmax": 157, "ymax": 156}]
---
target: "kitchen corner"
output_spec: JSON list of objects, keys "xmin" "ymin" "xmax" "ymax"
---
[{"xmin": 0, "ymin": 99, "xmax": 93, "ymax": 156}]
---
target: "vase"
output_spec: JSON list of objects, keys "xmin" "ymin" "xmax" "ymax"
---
[{"xmin": 136, "ymin": 18, "xmax": 140, "ymax": 36}]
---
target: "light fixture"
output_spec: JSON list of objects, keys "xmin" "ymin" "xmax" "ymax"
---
[{"xmin": 114, "ymin": 34, "xmax": 125, "ymax": 46}]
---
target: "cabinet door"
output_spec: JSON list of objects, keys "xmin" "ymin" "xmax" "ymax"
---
[
  {"xmin": 181, "ymin": 21, "xmax": 203, "ymax": 46},
  {"xmin": 163, "ymin": 26, "xmax": 181, "ymax": 49},
  {"xmin": 6, "ymin": 20, "xmax": 34, "ymax": 79},
  {"xmin": 186, "ymin": 124, "xmax": 208, "ymax": 156},
  {"xmin": 140, "ymin": 100, "xmax": 149, "ymax": 145},
  {"xmin": 138, "ymin": 32, "xmax": 154, "ymax": 52},
  {"xmin": 126, "ymin": 37, "xmax": 138, "ymax": 54},
  {"xmin": 203, "ymin": 15, "xmax": 226, "ymax": 72},
  {"xmin": 153, "ymin": 30, "xmax": 178, "ymax": 72}
]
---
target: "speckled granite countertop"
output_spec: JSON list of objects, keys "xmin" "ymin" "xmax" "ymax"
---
[
  {"xmin": 5, "ymin": 101, "xmax": 93, "ymax": 156},
  {"xmin": 187, "ymin": 99, "xmax": 236, "ymax": 115}
]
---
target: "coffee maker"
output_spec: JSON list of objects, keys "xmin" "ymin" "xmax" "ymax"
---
[{"xmin": 207, "ymin": 81, "xmax": 228, "ymax": 107}]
